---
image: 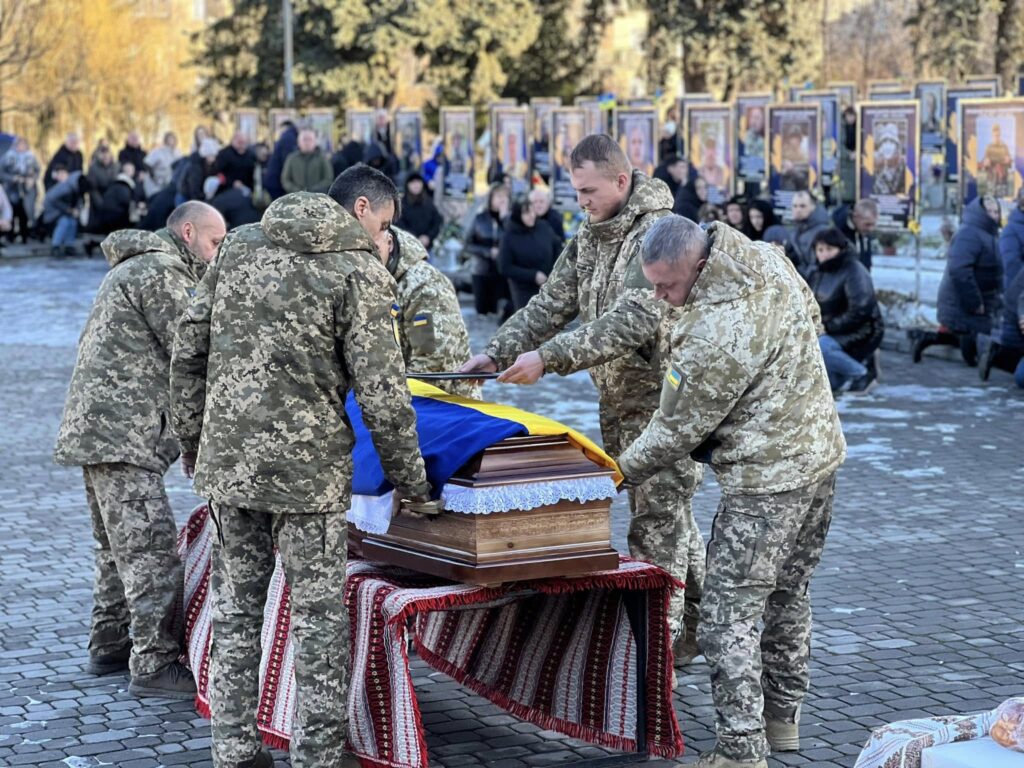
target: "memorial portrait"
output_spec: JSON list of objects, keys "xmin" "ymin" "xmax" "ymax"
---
[
  {"xmin": 492, "ymin": 107, "xmax": 530, "ymax": 194},
  {"xmin": 687, "ymin": 104, "xmax": 733, "ymax": 202},
  {"xmin": 736, "ymin": 94, "xmax": 771, "ymax": 183},
  {"xmin": 615, "ymin": 108, "xmax": 657, "ymax": 177},
  {"xmin": 552, "ymin": 108, "xmax": 587, "ymax": 210},
  {"xmin": 859, "ymin": 101, "xmax": 919, "ymax": 229},
  {"xmin": 440, "ymin": 107, "xmax": 475, "ymax": 201},
  {"xmin": 393, "ymin": 109, "xmax": 424, "ymax": 175},
  {"xmin": 346, "ymin": 109, "xmax": 374, "ymax": 145},
  {"xmin": 530, "ymin": 98, "xmax": 561, "ymax": 179},
  {"xmin": 234, "ymin": 109, "xmax": 260, "ymax": 146},
  {"xmin": 960, "ymin": 99, "xmax": 1024, "ymax": 207}
]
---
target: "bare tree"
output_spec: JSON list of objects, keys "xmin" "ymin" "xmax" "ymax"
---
[{"xmin": 0, "ymin": 0, "xmax": 61, "ymax": 130}]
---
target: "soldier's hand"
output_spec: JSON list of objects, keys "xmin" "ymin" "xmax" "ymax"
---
[
  {"xmin": 498, "ymin": 351, "xmax": 544, "ymax": 385},
  {"xmin": 393, "ymin": 492, "xmax": 444, "ymax": 518},
  {"xmin": 459, "ymin": 354, "xmax": 499, "ymax": 380},
  {"xmin": 181, "ymin": 452, "xmax": 197, "ymax": 479},
  {"xmin": 617, "ymin": 472, "xmax": 643, "ymax": 491}
]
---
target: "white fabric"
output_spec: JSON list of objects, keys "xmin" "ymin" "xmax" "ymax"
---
[{"xmin": 347, "ymin": 477, "xmax": 618, "ymax": 535}]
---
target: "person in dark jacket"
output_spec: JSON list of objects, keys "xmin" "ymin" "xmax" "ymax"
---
[
  {"xmin": 86, "ymin": 146, "xmax": 120, "ymax": 221},
  {"xmin": 90, "ymin": 167, "xmax": 137, "ymax": 234},
  {"xmin": 979, "ymin": 266, "xmax": 1024, "ymax": 386},
  {"xmin": 746, "ymin": 198, "xmax": 777, "ymax": 241},
  {"xmin": 998, "ymin": 186, "xmax": 1024, "ymax": 291},
  {"xmin": 808, "ymin": 228, "xmax": 884, "ymax": 393},
  {"xmin": 528, "ymin": 188, "xmax": 566, "ymax": 246},
  {"xmin": 832, "ymin": 199, "xmax": 879, "ymax": 270},
  {"xmin": 464, "ymin": 183, "xmax": 510, "ymax": 317},
  {"xmin": 176, "ymin": 139, "xmax": 220, "ymax": 203},
  {"xmin": 498, "ymin": 196, "xmax": 561, "ymax": 311},
  {"xmin": 213, "ymin": 132, "xmax": 256, "ymax": 194},
  {"xmin": 118, "ymin": 132, "xmax": 147, "ymax": 183},
  {"xmin": 786, "ymin": 190, "xmax": 832, "ymax": 280},
  {"xmin": 363, "ymin": 141, "xmax": 399, "ymax": 180},
  {"xmin": 919, "ymin": 196, "xmax": 1003, "ymax": 366},
  {"xmin": 45, "ymin": 133, "xmax": 84, "ymax": 190},
  {"xmin": 42, "ymin": 168, "xmax": 86, "ymax": 255},
  {"xmin": 653, "ymin": 154, "xmax": 688, "ymax": 199},
  {"xmin": 723, "ymin": 195, "xmax": 751, "ymax": 236},
  {"xmin": 331, "ymin": 136, "xmax": 365, "ymax": 178},
  {"xmin": 673, "ymin": 176, "xmax": 707, "ymax": 221},
  {"xmin": 264, "ymin": 121, "xmax": 297, "ymax": 199},
  {"xmin": 395, "ymin": 172, "xmax": 443, "ymax": 249}
]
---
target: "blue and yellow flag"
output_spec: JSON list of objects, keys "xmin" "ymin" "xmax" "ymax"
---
[{"xmin": 347, "ymin": 381, "xmax": 620, "ymax": 497}]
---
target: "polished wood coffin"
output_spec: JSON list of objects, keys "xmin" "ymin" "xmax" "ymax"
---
[{"xmin": 351, "ymin": 434, "xmax": 620, "ymax": 586}]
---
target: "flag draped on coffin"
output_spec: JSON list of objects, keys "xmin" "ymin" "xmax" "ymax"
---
[{"xmin": 345, "ymin": 380, "xmax": 621, "ymax": 534}]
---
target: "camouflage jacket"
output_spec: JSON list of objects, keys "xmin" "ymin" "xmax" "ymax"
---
[
  {"xmin": 389, "ymin": 227, "xmax": 480, "ymax": 399},
  {"xmin": 54, "ymin": 229, "xmax": 205, "ymax": 474},
  {"xmin": 483, "ymin": 171, "xmax": 674, "ymax": 416},
  {"xmin": 618, "ymin": 224, "xmax": 846, "ymax": 495},
  {"xmin": 170, "ymin": 192, "xmax": 430, "ymax": 514}
]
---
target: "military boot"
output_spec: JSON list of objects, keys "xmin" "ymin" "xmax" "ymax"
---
[
  {"xmin": 766, "ymin": 719, "xmax": 800, "ymax": 752},
  {"xmin": 128, "ymin": 661, "xmax": 196, "ymax": 700},
  {"xmin": 85, "ymin": 642, "xmax": 131, "ymax": 676},
  {"xmin": 237, "ymin": 748, "xmax": 275, "ymax": 768},
  {"xmin": 672, "ymin": 625, "xmax": 700, "ymax": 668},
  {"xmin": 695, "ymin": 748, "xmax": 767, "ymax": 768},
  {"xmin": 341, "ymin": 752, "xmax": 362, "ymax": 767}
]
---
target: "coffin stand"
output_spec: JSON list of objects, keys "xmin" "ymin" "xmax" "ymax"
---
[{"xmin": 351, "ymin": 434, "xmax": 620, "ymax": 586}]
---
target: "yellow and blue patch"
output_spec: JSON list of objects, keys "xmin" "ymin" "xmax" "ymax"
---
[
  {"xmin": 665, "ymin": 365, "xmax": 683, "ymax": 390},
  {"xmin": 412, "ymin": 314, "xmax": 430, "ymax": 327},
  {"xmin": 390, "ymin": 303, "xmax": 401, "ymax": 319}
]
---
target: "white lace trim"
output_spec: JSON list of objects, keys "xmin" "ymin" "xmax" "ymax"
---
[{"xmin": 348, "ymin": 477, "xmax": 617, "ymax": 535}]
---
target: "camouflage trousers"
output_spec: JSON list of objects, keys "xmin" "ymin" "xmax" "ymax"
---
[
  {"xmin": 697, "ymin": 472, "xmax": 837, "ymax": 762},
  {"xmin": 603, "ymin": 408, "xmax": 705, "ymax": 640},
  {"xmin": 207, "ymin": 503, "xmax": 349, "ymax": 768},
  {"xmin": 83, "ymin": 463, "xmax": 183, "ymax": 677}
]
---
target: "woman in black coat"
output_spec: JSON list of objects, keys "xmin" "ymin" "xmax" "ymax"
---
[
  {"xmin": 498, "ymin": 196, "xmax": 561, "ymax": 311},
  {"xmin": 673, "ymin": 176, "xmax": 707, "ymax": 221},
  {"xmin": 464, "ymin": 183, "xmax": 510, "ymax": 317},
  {"xmin": 808, "ymin": 228, "xmax": 885, "ymax": 392}
]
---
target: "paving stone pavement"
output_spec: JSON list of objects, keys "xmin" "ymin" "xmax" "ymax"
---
[{"xmin": 1, "ymin": 255, "xmax": 1022, "ymax": 768}]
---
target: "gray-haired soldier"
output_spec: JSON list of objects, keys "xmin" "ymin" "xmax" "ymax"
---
[
  {"xmin": 617, "ymin": 216, "xmax": 846, "ymax": 768},
  {"xmin": 54, "ymin": 201, "xmax": 226, "ymax": 697}
]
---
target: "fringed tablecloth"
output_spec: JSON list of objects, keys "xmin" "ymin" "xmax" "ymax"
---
[{"xmin": 180, "ymin": 505, "xmax": 684, "ymax": 768}]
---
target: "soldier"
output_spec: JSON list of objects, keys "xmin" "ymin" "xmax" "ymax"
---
[
  {"xmin": 616, "ymin": 216, "xmax": 847, "ymax": 768},
  {"xmin": 53, "ymin": 201, "xmax": 226, "ymax": 697},
  {"xmin": 329, "ymin": 165, "xmax": 479, "ymax": 399},
  {"xmin": 461, "ymin": 134, "xmax": 705, "ymax": 662},
  {"xmin": 170, "ymin": 180, "xmax": 437, "ymax": 768}
]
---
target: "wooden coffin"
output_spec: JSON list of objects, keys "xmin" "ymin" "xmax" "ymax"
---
[{"xmin": 350, "ymin": 434, "xmax": 620, "ymax": 586}]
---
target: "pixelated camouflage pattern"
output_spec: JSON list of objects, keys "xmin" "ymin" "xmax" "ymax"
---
[
  {"xmin": 482, "ymin": 172, "xmax": 703, "ymax": 635},
  {"xmin": 697, "ymin": 473, "xmax": 836, "ymax": 762},
  {"xmin": 84, "ymin": 463, "xmax": 184, "ymax": 678},
  {"xmin": 170, "ymin": 192, "xmax": 430, "ymax": 513},
  {"xmin": 54, "ymin": 228, "xmax": 206, "ymax": 473},
  {"xmin": 207, "ymin": 503, "xmax": 349, "ymax": 768},
  {"xmin": 617, "ymin": 223, "xmax": 846, "ymax": 494},
  {"xmin": 390, "ymin": 227, "xmax": 480, "ymax": 399}
]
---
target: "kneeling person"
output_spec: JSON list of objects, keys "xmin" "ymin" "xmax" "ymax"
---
[
  {"xmin": 617, "ymin": 217, "xmax": 846, "ymax": 768},
  {"xmin": 54, "ymin": 201, "xmax": 226, "ymax": 696}
]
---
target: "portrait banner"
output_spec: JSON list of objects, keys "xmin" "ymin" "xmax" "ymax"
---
[
  {"xmin": 915, "ymin": 80, "xmax": 947, "ymax": 152},
  {"xmin": 766, "ymin": 104, "xmax": 821, "ymax": 222},
  {"xmin": 346, "ymin": 109, "xmax": 374, "ymax": 146},
  {"xmin": 676, "ymin": 94, "xmax": 713, "ymax": 154},
  {"xmin": 305, "ymin": 108, "xmax": 335, "ymax": 153},
  {"xmin": 575, "ymin": 97, "xmax": 605, "ymax": 136},
  {"xmin": 551, "ymin": 108, "xmax": 587, "ymax": 210},
  {"xmin": 945, "ymin": 85, "xmax": 997, "ymax": 182},
  {"xmin": 828, "ymin": 82, "xmax": 858, "ymax": 111},
  {"xmin": 870, "ymin": 88, "xmax": 913, "ymax": 102},
  {"xmin": 735, "ymin": 93, "xmax": 771, "ymax": 183},
  {"xmin": 797, "ymin": 91, "xmax": 840, "ymax": 184},
  {"xmin": 269, "ymin": 109, "xmax": 298, "ymax": 138},
  {"xmin": 530, "ymin": 98, "xmax": 561, "ymax": 181},
  {"xmin": 858, "ymin": 101, "xmax": 919, "ymax": 230},
  {"xmin": 234, "ymin": 109, "xmax": 261, "ymax": 145},
  {"xmin": 393, "ymin": 108, "xmax": 424, "ymax": 178},
  {"xmin": 960, "ymin": 98, "xmax": 1024, "ymax": 211},
  {"xmin": 440, "ymin": 107, "xmax": 475, "ymax": 202},
  {"xmin": 686, "ymin": 104, "xmax": 734, "ymax": 203},
  {"xmin": 491, "ymin": 106, "xmax": 531, "ymax": 195},
  {"xmin": 965, "ymin": 75, "xmax": 1002, "ymax": 97},
  {"xmin": 614, "ymin": 108, "xmax": 658, "ymax": 179},
  {"xmin": 867, "ymin": 80, "xmax": 902, "ymax": 95}
]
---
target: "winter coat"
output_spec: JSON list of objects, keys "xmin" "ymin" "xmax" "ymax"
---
[
  {"xmin": 786, "ymin": 204, "xmax": 832, "ymax": 280},
  {"xmin": 999, "ymin": 266, "xmax": 1024, "ymax": 348},
  {"xmin": 617, "ymin": 223, "xmax": 845, "ymax": 494},
  {"xmin": 54, "ymin": 229, "xmax": 205, "ymax": 473},
  {"xmin": 498, "ymin": 218, "xmax": 561, "ymax": 309},
  {"xmin": 87, "ymin": 159, "xmax": 120, "ymax": 211},
  {"xmin": 280, "ymin": 148, "xmax": 334, "ymax": 194},
  {"xmin": 170, "ymin": 192, "xmax": 431, "ymax": 512},
  {"xmin": 44, "ymin": 145, "xmax": 84, "ymax": 189},
  {"xmin": 177, "ymin": 152, "xmax": 213, "ymax": 202},
  {"xmin": 653, "ymin": 161, "xmax": 681, "ymax": 199},
  {"xmin": 464, "ymin": 209, "xmax": 505, "ymax": 277},
  {"xmin": 143, "ymin": 145, "xmax": 183, "ymax": 196},
  {"xmin": 0, "ymin": 148, "xmax": 40, "ymax": 215},
  {"xmin": 118, "ymin": 145, "xmax": 147, "ymax": 177},
  {"xmin": 831, "ymin": 204, "xmax": 875, "ymax": 270},
  {"xmin": 540, "ymin": 207, "xmax": 566, "ymax": 245},
  {"xmin": 673, "ymin": 178, "xmax": 703, "ymax": 221},
  {"xmin": 998, "ymin": 206, "xmax": 1024, "ymax": 292},
  {"xmin": 363, "ymin": 141, "xmax": 399, "ymax": 180},
  {"xmin": 42, "ymin": 171, "xmax": 84, "ymax": 225},
  {"xmin": 807, "ymin": 246, "xmax": 885, "ymax": 361},
  {"xmin": 395, "ymin": 193, "xmax": 443, "ymax": 247},
  {"xmin": 747, "ymin": 199, "xmax": 777, "ymax": 242},
  {"xmin": 937, "ymin": 197, "xmax": 1002, "ymax": 335},
  {"xmin": 331, "ymin": 140, "xmax": 365, "ymax": 178},
  {"xmin": 265, "ymin": 124, "xmax": 298, "ymax": 199},
  {"xmin": 92, "ymin": 174, "xmax": 136, "ymax": 234},
  {"xmin": 213, "ymin": 146, "xmax": 256, "ymax": 192}
]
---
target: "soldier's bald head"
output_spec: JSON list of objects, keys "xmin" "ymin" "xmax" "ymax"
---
[{"xmin": 167, "ymin": 202, "xmax": 226, "ymax": 264}]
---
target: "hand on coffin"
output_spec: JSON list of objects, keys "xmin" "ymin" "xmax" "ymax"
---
[
  {"xmin": 459, "ymin": 353, "xmax": 499, "ymax": 383},
  {"xmin": 393, "ymin": 492, "xmax": 444, "ymax": 519},
  {"xmin": 616, "ymin": 468, "xmax": 643, "ymax": 491},
  {"xmin": 497, "ymin": 350, "xmax": 544, "ymax": 385}
]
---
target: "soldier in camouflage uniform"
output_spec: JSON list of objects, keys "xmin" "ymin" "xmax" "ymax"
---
[
  {"xmin": 462, "ymin": 134, "xmax": 705, "ymax": 658},
  {"xmin": 616, "ymin": 216, "xmax": 847, "ymax": 768},
  {"xmin": 170, "ymin": 181, "xmax": 436, "ymax": 768},
  {"xmin": 53, "ymin": 202, "xmax": 227, "ymax": 698},
  {"xmin": 384, "ymin": 226, "xmax": 479, "ymax": 398}
]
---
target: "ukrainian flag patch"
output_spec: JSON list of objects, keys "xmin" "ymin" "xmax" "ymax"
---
[
  {"xmin": 390, "ymin": 303, "xmax": 401, "ymax": 318},
  {"xmin": 666, "ymin": 365, "xmax": 683, "ymax": 390},
  {"xmin": 412, "ymin": 314, "xmax": 430, "ymax": 327}
]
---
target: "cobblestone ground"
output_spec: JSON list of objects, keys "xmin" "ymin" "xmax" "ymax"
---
[{"xmin": 1, "ymin": 255, "xmax": 1022, "ymax": 768}]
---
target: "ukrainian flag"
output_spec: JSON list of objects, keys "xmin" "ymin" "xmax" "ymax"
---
[{"xmin": 347, "ymin": 380, "xmax": 620, "ymax": 498}]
